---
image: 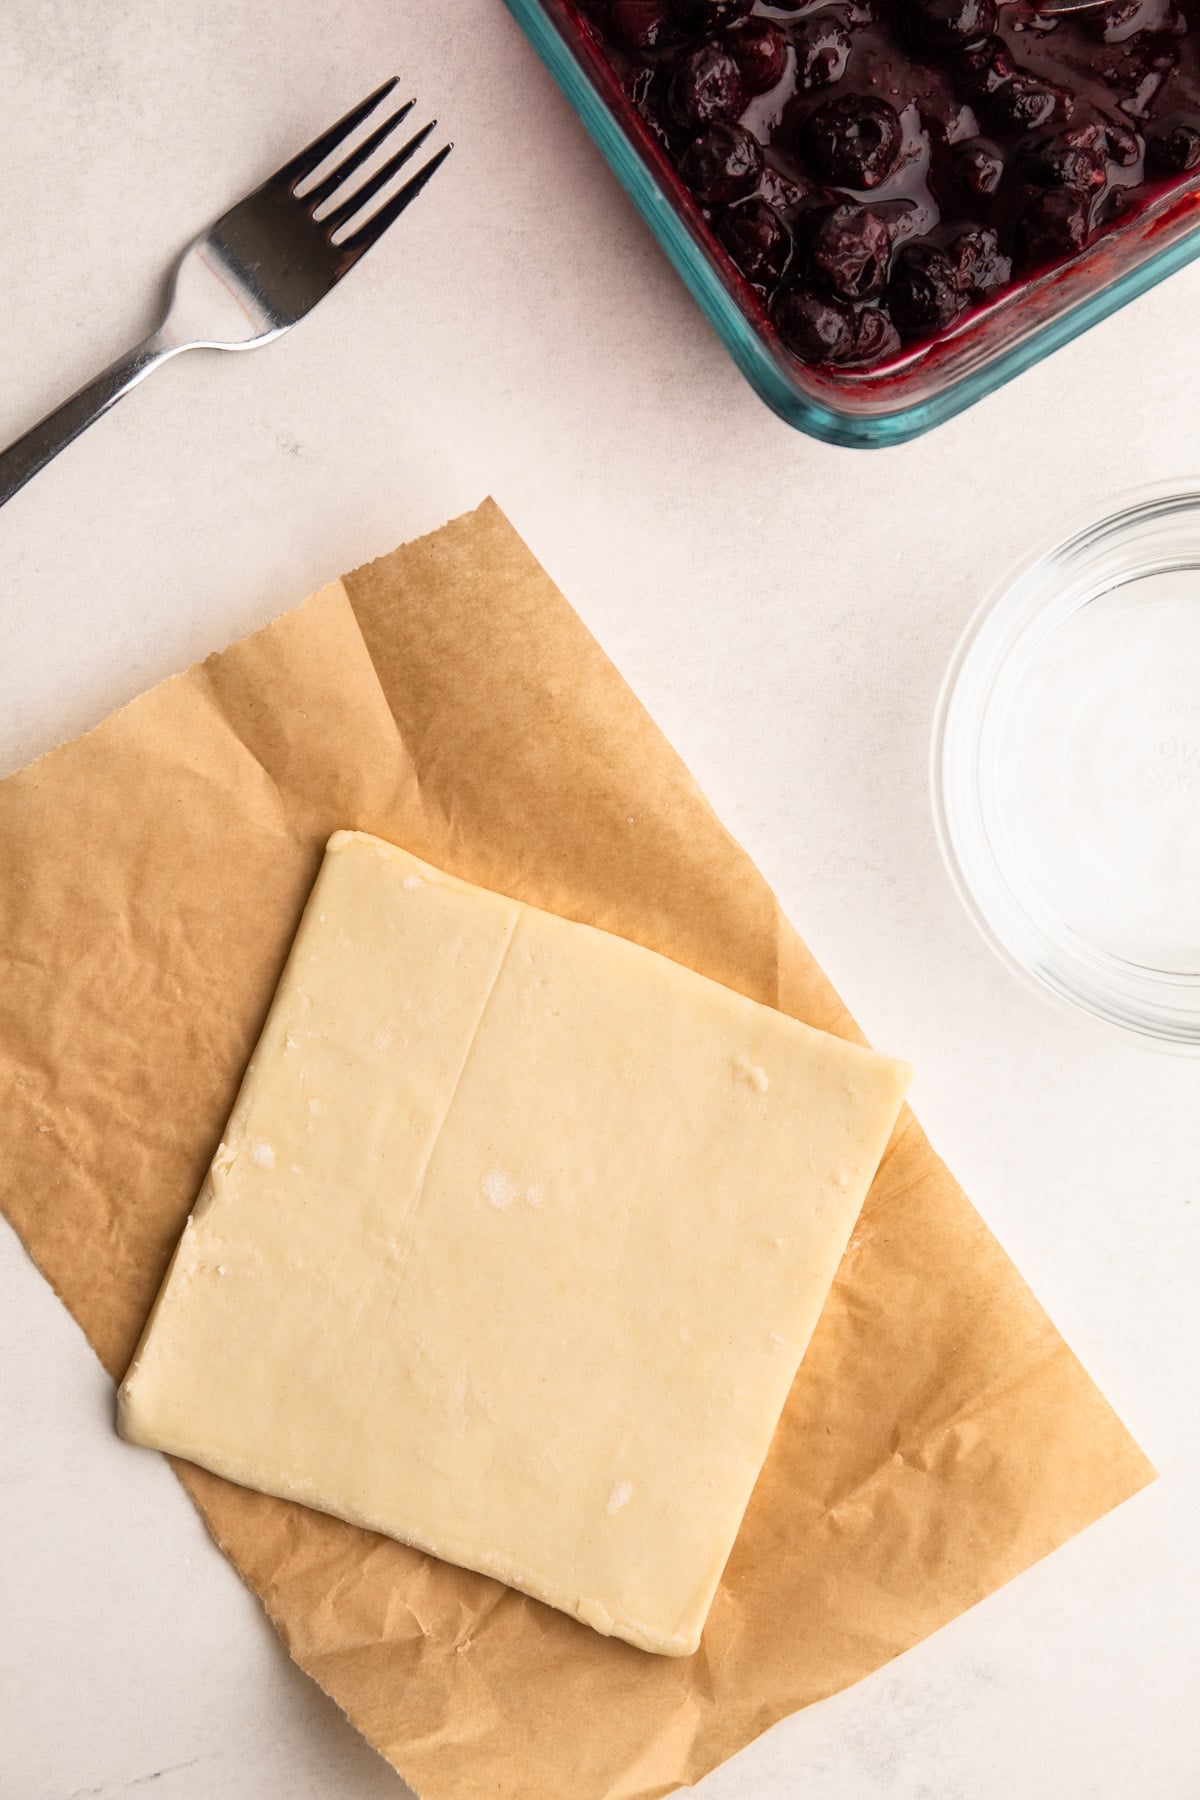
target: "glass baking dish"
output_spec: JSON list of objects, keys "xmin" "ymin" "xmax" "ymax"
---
[{"xmin": 504, "ymin": 0, "xmax": 1200, "ymax": 448}]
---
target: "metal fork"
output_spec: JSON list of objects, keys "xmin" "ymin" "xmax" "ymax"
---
[{"xmin": 0, "ymin": 79, "xmax": 450, "ymax": 508}]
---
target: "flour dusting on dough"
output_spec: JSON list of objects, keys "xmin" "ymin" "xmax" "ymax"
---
[
  {"xmin": 734, "ymin": 1052, "xmax": 769, "ymax": 1093},
  {"xmin": 606, "ymin": 1481, "xmax": 634, "ymax": 1516},
  {"xmin": 483, "ymin": 1167, "xmax": 519, "ymax": 1209},
  {"xmin": 250, "ymin": 1142, "xmax": 275, "ymax": 1170}
]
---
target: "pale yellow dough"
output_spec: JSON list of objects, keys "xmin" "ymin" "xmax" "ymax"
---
[{"xmin": 119, "ymin": 831, "xmax": 910, "ymax": 1655}]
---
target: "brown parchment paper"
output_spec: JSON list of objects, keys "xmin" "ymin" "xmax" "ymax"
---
[{"xmin": 0, "ymin": 500, "xmax": 1152, "ymax": 1800}]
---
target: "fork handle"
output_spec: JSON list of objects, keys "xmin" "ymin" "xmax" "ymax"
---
[{"xmin": 0, "ymin": 332, "xmax": 180, "ymax": 509}]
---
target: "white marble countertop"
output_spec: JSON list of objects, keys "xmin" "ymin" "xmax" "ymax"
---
[{"xmin": 2, "ymin": 3, "xmax": 1198, "ymax": 1796}]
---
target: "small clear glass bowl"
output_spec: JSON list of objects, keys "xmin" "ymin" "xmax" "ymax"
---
[{"xmin": 932, "ymin": 482, "xmax": 1200, "ymax": 1050}]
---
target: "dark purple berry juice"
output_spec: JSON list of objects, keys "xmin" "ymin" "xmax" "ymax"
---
[{"xmin": 564, "ymin": 0, "xmax": 1200, "ymax": 369}]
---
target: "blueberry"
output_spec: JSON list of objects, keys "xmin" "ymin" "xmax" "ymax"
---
[
  {"xmin": 957, "ymin": 36, "xmax": 1015, "ymax": 101},
  {"xmin": 903, "ymin": 0, "xmax": 997, "ymax": 52},
  {"xmin": 678, "ymin": 122, "xmax": 764, "ymax": 203},
  {"xmin": 612, "ymin": 0, "xmax": 681, "ymax": 48},
  {"xmin": 759, "ymin": 164, "xmax": 820, "ymax": 212},
  {"xmin": 729, "ymin": 20, "xmax": 788, "ymax": 96},
  {"xmin": 986, "ymin": 74, "xmax": 1069, "ymax": 134},
  {"xmin": 887, "ymin": 242, "xmax": 964, "ymax": 337},
  {"xmin": 669, "ymin": 42, "xmax": 743, "ymax": 126},
  {"xmin": 1104, "ymin": 119, "xmax": 1141, "ymax": 167},
  {"xmin": 792, "ymin": 13, "xmax": 853, "ymax": 91},
  {"xmin": 772, "ymin": 284, "xmax": 858, "ymax": 362},
  {"xmin": 1018, "ymin": 124, "xmax": 1108, "ymax": 194},
  {"xmin": 717, "ymin": 198, "xmax": 792, "ymax": 288},
  {"xmin": 801, "ymin": 95, "xmax": 905, "ymax": 189},
  {"xmin": 809, "ymin": 203, "xmax": 893, "ymax": 300},
  {"xmin": 948, "ymin": 137, "xmax": 1005, "ymax": 201},
  {"xmin": 1014, "ymin": 188, "xmax": 1091, "ymax": 269},
  {"xmin": 670, "ymin": 0, "xmax": 753, "ymax": 27},
  {"xmin": 1146, "ymin": 113, "xmax": 1200, "ymax": 174},
  {"xmin": 849, "ymin": 305, "xmax": 902, "ymax": 365},
  {"xmin": 945, "ymin": 225, "xmax": 1011, "ymax": 295}
]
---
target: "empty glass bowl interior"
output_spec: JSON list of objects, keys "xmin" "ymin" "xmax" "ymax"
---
[{"xmin": 933, "ymin": 483, "xmax": 1200, "ymax": 1048}]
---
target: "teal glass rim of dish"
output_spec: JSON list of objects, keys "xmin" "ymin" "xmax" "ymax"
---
[{"xmin": 504, "ymin": 0, "xmax": 1200, "ymax": 450}]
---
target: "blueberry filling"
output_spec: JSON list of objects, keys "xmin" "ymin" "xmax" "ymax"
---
[{"xmin": 569, "ymin": 0, "xmax": 1200, "ymax": 369}]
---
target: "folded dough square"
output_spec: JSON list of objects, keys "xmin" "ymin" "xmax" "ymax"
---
[{"xmin": 119, "ymin": 831, "xmax": 910, "ymax": 1655}]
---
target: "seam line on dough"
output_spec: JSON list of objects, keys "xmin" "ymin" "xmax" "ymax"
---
[{"xmin": 395, "ymin": 903, "xmax": 521, "ymax": 1246}]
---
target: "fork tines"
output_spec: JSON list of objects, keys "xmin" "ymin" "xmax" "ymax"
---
[{"xmin": 281, "ymin": 77, "xmax": 451, "ymax": 259}]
